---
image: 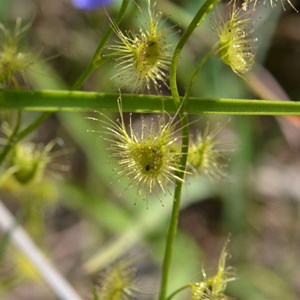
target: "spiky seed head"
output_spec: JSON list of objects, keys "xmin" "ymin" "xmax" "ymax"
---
[
  {"xmin": 211, "ymin": 1, "xmax": 257, "ymax": 76},
  {"xmin": 190, "ymin": 241, "xmax": 236, "ymax": 300},
  {"xmin": 94, "ymin": 98, "xmax": 183, "ymax": 206},
  {"xmin": 188, "ymin": 126, "xmax": 228, "ymax": 180},
  {"xmin": 0, "ymin": 19, "xmax": 35, "ymax": 87},
  {"xmin": 95, "ymin": 260, "xmax": 138, "ymax": 300},
  {"xmin": 109, "ymin": 0, "xmax": 172, "ymax": 92}
]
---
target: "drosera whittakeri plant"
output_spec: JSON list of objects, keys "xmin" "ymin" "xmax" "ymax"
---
[
  {"xmin": 108, "ymin": 0, "xmax": 173, "ymax": 92},
  {"xmin": 89, "ymin": 0, "xmax": 259, "ymax": 299},
  {"xmin": 2, "ymin": 0, "xmax": 299, "ymax": 299}
]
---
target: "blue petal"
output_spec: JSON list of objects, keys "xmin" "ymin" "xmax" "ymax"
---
[{"xmin": 72, "ymin": 0, "xmax": 114, "ymax": 10}]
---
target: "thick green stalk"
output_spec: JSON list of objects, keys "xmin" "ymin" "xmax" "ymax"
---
[
  {"xmin": 71, "ymin": 0, "xmax": 129, "ymax": 90},
  {"xmin": 1, "ymin": 90, "xmax": 300, "ymax": 115},
  {"xmin": 159, "ymin": 0, "xmax": 221, "ymax": 299}
]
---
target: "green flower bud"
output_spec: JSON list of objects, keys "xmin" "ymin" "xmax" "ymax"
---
[
  {"xmin": 190, "ymin": 240, "xmax": 235, "ymax": 300},
  {"xmin": 188, "ymin": 126, "xmax": 228, "ymax": 180},
  {"xmin": 95, "ymin": 260, "xmax": 138, "ymax": 300},
  {"xmin": 11, "ymin": 142, "xmax": 52, "ymax": 185},
  {"xmin": 211, "ymin": 1, "xmax": 257, "ymax": 76}
]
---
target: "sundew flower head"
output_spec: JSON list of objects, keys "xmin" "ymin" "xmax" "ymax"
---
[
  {"xmin": 10, "ymin": 141, "xmax": 55, "ymax": 185},
  {"xmin": 94, "ymin": 259, "xmax": 138, "ymax": 300},
  {"xmin": 211, "ymin": 1, "xmax": 257, "ymax": 76},
  {"xmin": 0, "ymin": 19, "xmax": 35, "ymax": 87},
  {"xmin": 190, "ymin": 241, "xmax": 235, "ymax": 300},
  {"xmin": 0, "ymin": 119, "xmax": 67, "ymax": 187},
  {"xmin": 90, "ymin": 98, "xmax": 183, "ymax": 206},
  {"xmin": 109, "ymin": 0, "xmax": 172, "ymax": 92},
  {"xmin": 188, "ymin": 126, "xmax": 228, "ymax": 180}
]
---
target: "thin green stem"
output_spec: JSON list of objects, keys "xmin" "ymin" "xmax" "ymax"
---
[
  {"xmin": 159, "ymin": 0, "xmax": 221, "ymax": 299},
  {"xmin": 0, "ymin": 112, "xmax": 51, "ymax": 165},
  {"xmin": 71, "ymin": 0, "xmax": 129, "ymax": 90},
  {"xmin": 158, "ymin": 115, "xmax": 189, "ymax": 300},
  {"xmin": 0, "ymin": 110, "xmax": 21, "ymax": 164},
  {"xmin": 183, "ymin": 49, "xmax": 216, "ymax": 106},
  {"xmin": 165, "ymin": 285, "xmax": 190, "ymax": 300},
  {"xmin": 169, "ymin": 0, "xmax": 221, "ymax": 109},
  {"xmin": 16, "ymin": 112, "xmax": 52, "ymax": 140},
  {"xmin": 71, "ymin": 63, "xmax": 95, "ymax": 91}
]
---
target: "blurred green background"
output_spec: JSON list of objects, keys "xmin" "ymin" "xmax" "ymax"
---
[{"xmin": 0, "ymin": 0, "xmax": 300, "ymax": 299}]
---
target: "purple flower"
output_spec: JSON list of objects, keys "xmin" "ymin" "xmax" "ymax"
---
[{"xmin": 72, "ymin": 0, "xmax": 114, "ymax": 10}]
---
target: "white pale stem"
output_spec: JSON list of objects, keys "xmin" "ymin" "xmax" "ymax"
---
[{"xmin": 0, "ymin": 200, "xmax": 82, "ymax": 300}]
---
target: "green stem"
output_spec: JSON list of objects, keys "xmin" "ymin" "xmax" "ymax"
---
[
  {"xmin": 71, "ymin": 0, "xmax": 129, "ymax": 90},
  {"xmin": 1, "ymin": 90, "xmax": 300, "ymax": 115},
  {"xmin": 158, "ymin": 115, "xmax": 189, "ymax": 300},
  {"xmin": 159, "ymin": 0, "xmax": 221, "ymax": 299},
  {"xmin": 165, "ymin": 285, "xmax": 190, "ymax": 300},
  {"xmin": 183, "ymin": 49, "xmax": 216, "ymax": 106},
  {"xmin": 0, "ymin": 112, "xmax": 51, "ymax": 165},
  {"xmin": 71, "ymin": 63, "xmax": 95, "ymax": 91},
  {"xmin": 0, "ymin": 110, "xmax": 21, "ymax": 164},
  {"xmin": 16, "ymin": 112, "xmax": 52, "ymax": 140},
  {"xmin": 169, "ymin": 0, "xmax": 221, "ymax": 109}
]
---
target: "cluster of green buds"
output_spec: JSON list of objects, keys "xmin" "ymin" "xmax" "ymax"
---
[
  {"xmin": 109, "ymin": 0, "xmax": 260, "ymax": 92},
  {"xmin": 102, "ymin": 0, "xmax": 259, "ymax": 205},
  {"xmin": 91, "ymin": 98, "xmax": 229, "ymax": 207}
]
